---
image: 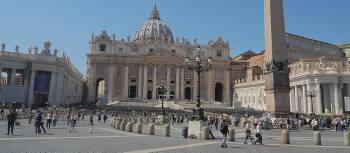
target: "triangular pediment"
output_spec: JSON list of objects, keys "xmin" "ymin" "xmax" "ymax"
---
[{"xmin": 144, "ymin": 49, "xmax": 182, "ymax": 58}]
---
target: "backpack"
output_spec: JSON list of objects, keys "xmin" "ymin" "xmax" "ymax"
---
[{"xmin": 220, "ymin": 124, "xmax": 226, "ymax": 133}]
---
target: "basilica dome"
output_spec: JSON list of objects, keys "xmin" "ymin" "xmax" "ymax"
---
[{"xmin": 135, "ymin": 5, "xmax": 174, "ymax": 44}]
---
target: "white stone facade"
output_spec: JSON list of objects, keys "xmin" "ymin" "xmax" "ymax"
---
[
  {"xmin": 234, "ymin": 34, "xmax": 350, "ymax": 114},
  {"xmin": 0, "ymin": 42, "xmax": 84, "ymax": 108},
  {"xmin": 86, "ymin": 6, "xmax": 232, "ymax": 106}
]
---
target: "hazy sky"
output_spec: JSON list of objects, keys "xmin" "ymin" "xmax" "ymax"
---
[{"xmin": 0, "ymin": 0, "xmax": 349, "ymax": 77}]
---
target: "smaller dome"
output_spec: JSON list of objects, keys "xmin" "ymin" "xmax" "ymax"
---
[{"xmin": 135, "ymin": 5, "xmax": 174, "ymax": 44}]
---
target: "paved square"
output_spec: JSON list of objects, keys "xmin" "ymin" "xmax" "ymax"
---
[{"xmin": 1, "ymin": 118, "xmax": 349, "ymax": 153}]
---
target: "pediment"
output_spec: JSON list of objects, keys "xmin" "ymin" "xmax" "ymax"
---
[{"xmin": 144, "ymin": 49, "xmax": 182, "ymax": 58}]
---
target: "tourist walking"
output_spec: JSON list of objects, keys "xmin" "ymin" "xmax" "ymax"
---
[
  {"xmin": 89, "ymin": 115, "xmax": 94, "ymax": 134},
  {"xmin": 35, "ymin": 111, "xmax": 46, "ymax": 134},
  {"xmin": 244, "ymin": 122, "xmax": 253, "ymax": 144},
  {"xmin": 6, "ymin": 109, "xmax": 17, "ymax": 135},
  {"xmin": 254, "ymin": 123, "xmax": 263, "ymax": 145},
  {"xmin": 208, "ymin": 120, "xmax": 216, "ymax": 139},
  {"xmin": 52, "ymin": 113, "xmax": 57, "ymax": 127},
  {"xmin": 97, "ymin": 113, "xmax": 101, "ymax": 122},
  {"xmin": 69, "ymin": 113, "xmax": 77, "ymax": 133},
  {"xmin": 103, "ymin": 114, "xmax": 108, "ymax": 123},
  {"xmin": 220, "ymin": 119, "xmax": 229, "ymax": 148},
  {"xmin": 46, "ymin": 112, "xmax": 52, "ymax": 128}
]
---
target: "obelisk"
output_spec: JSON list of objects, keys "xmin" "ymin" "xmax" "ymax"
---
[{"xmin": 264, "ymin": 0, "xmax": 290, "ymax": 113}]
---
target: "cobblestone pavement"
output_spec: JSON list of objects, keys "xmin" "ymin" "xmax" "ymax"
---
[{"xmin": 0, "ymin": 119, "xmax": 349, "ymax": 153}]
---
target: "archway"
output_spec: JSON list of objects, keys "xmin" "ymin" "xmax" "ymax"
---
[
  {"xmin": 215, "ymin": 82, "xmax": 223, "ymax": 102},
  {"xmin": 147, "ymin": 90, "xmax": 152, "ymax": 99},
  {"xmin": 185, "ymin": 87, "xmax": 192, "ymax": 100},
  {"xmin": 95, "ymin": 78, "xmax": 105, "ymax": 102},
  {"xmin": 129, "ymin": 86, "xmax": 137, "ymax": 98}
]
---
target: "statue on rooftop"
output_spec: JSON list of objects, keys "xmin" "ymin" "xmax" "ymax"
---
[
  {"xmin": 1, "ymin": 43, "xmax": 5, "ymax": 51},
  {"xmin": 15, "ymin": 45, "xmax": 19, "ymax": 53}
]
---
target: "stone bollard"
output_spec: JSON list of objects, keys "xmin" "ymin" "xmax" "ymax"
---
[
  {"xmin": 148, "ymin": 123, "xmax": 155, "ymax": 135},
  {"xmin": 228, "ymin": 127, "xmax": 235, "ymax": 142},
  {"xmin": 135, "ymin": 123, "xmax": 142, "ymax": 134},
  {"xmin": 138, "ymin": 118, "xmax": 143, "ymax": 124},
  {"xmin": 116, "ymin": 121, "xmax": 121, "ymax": 130},
  {"xmin": 113, "ymin": 120, "xmax": 117, "ymax": 128},
  {"xmin": 313, "ymin": 131, "xmax": 321, "ymax": 145},
  {"xmin": 110, "ymin": 119, "xmax": 114, "ymax": 127},
  {"xmin": 126, "ymin": 122, "xmax": 134, "ymax": 132},
  {"xmin": 121, "ymin": 121, "xmax": 127, "ymax": 131},
  {"xmin": 163, "ymin": 124, "xmax": 170, "ymax": 137},
  {"xmin": 200, "ymin": 126, "xmax": 209, "ymax": 140},
  {"xmin": 344, "ymin": 131, "xmax": 350, "ymax": 146},
  {"xmin": 281, "ymin": 129, "xmax": 290, "ymax": 144}
]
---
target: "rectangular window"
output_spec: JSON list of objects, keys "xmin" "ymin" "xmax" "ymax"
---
[
  {"xmin": 158, "ymin": 67, "xmax": 167, "ymax": 77},
  {"xmin": 185, "ymin": 69, "xmax": 193, "ymax": 78},
  {"xmin": 217, "ymin": 50, "xmax": 222, "ymax": 57},
  {"xmin": 148, "ymin": 67, "xmax": 153, "ymax": 76},
  {"xmin": 129, "ymin": 66, "xmax": 139, "ymax": 77},
  {"xmin": 15, "ymin": 69, "xmax": 24, "ymax": 86},
  {"xmin": 0, "ymin": 69, "xmax": 10, "ymax": 85},
  {"xmin": 99, "ymin": 44, "xmax": 106, "ymax": 51}
]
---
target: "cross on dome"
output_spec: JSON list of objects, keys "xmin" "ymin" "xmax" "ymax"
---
[{"xmin": 149, "ymin": 4, "xmax": 160, "ymax": 20}]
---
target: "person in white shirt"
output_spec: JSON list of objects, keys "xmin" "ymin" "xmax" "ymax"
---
[
  {"xmin": 46, "ymin": 113, "xmax": 52, "ymax": 128},
  {"xmin": 254, "ymin": 123, "xmax": 263, "ymax": 145},
  {"xmin": 244, "ymin": 122, "xmax": 253, "ymax": 144}
]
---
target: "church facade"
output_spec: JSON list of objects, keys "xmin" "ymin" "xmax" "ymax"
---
[{"xmin": 86, "ymin": 6, "xmax": 232, "ymax": 106}]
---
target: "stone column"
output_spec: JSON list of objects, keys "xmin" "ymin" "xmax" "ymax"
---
[
  {"xmin": 123, "ymin": 65, "xmax": 129, "ymax": 98},
  {"xmin": 166, "ymin": 67, "xmax": 171, "ymax": 99},
  {"xmin": 108, "ymin": 65, "xmax": 115, "ymax": 103},
  {"xmin": 294, "ymin": 86, "xmax": 299, "ymax": 112},
  {"xmin": 10, "ymin": 68, "xmax": 16, "ymax": 85},
  {"xmin": 334, "ymin": 82, "xmax": 343, "ymax": 114},
  {"xmin": 302, "ymin": 84, "xmax": 307, "ymax": 113},
  {"xmin": 48, "ymin": 71, "xmax": 57, "ymax": 106},
  {"xmin": 152, "ymin": 67, "xmax": 157, "ymax": 100},
  {"xmin": 175, "ymin": 67, "xmax": 180, "ymax": 100},
  {"xmin": 193, "ymin": 70, "xmax": 198, "ymax": 100},
  {"xmin": 87, "ymin": 65, "xmax": 96, "ymax": 102},
  {"xmin": 27, "ymin": 70, "xmax": 36, "ymax": 107},
  {"xmin": 316, "ymin": 83, "xmax": 322, "ymax": 113},
  {"xmin": 225, "ymin": 70, "xmax": 230, "ymax": 105},
  {"xmin": 347, "ymin": 83, "xmax": 350, "ymax": 97},
  {"xmin": 324, "ymin": 84, "xmax": 331, "ymax": 114},
  {"xmin": 289, "ymin": 87, "xmax": 294, "ymax": 112},
  {"xmin": 143, "ymin": 65, "xmax": 148, "ymax": 100},
  {"xmin": 180, "ymin": 67, "xmax": 185, "ymax": 100},
  {"xmin": 306, "ymin": 83, "xmax": 313, "ymax": 114},
  {"xmin": 55, "ymin": 73, "xmax": 64, "ymax": 105},
  {"xmin": 138, "ymin": 65, "xmax": 143, "ymax": 100}
]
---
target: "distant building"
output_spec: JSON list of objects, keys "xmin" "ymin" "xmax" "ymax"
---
[{"xmin": 0, "ymin": 41, "xmax": 84, "ymax": 108}]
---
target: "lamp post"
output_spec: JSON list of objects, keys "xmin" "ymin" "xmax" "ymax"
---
[
  {"xmin": 305, "ymin": 89, "xmax": 317, "ymax": 114},
  {"xmin": 185, "ymin": 46, "xmax": 212, "ymax": 121},
  {"xmin": 156, "ymin": 80, "xmax": 168, "ymax": 116}
]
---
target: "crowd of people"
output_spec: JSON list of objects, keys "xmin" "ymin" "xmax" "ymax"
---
[{"xmin": 2, "ymin": 106, "xmax": 350, "ymax": 149}]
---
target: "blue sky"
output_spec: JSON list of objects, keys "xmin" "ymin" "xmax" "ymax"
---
[{"xmin": 0, "ymin": 0, "xmax": 349, "ymax": 77}]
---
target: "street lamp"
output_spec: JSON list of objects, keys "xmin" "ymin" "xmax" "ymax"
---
[
  {"xmin": 185, "ymin": 46, "xmax": 212, "ymax": 121},
  {"xmin": 156, "ymin": 80, "xmax": 169, "ymax": 115},
  {"xmin": 305, "ymin": 89, "xmax": 317, "ymax": 114}
]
